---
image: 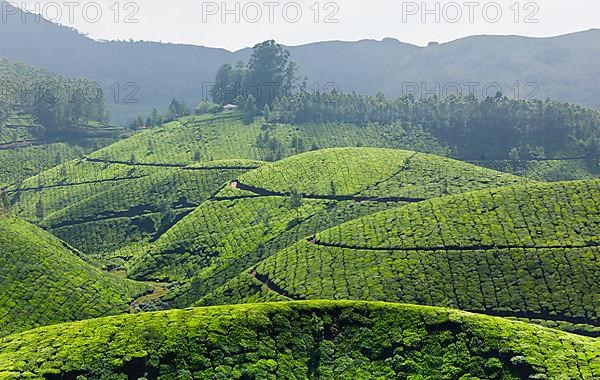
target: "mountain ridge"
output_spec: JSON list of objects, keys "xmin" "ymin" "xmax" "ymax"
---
[{"xmin": 2, "ymin": 2, "xmax": 599, "ymax": 121}]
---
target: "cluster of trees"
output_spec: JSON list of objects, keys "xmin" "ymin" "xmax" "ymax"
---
[
  {"xmin": 207, "ymin": 41, "xmax": 600, "ymax": 162},
  {"xmin": 129, "ymin": 98, "xmax": 192, "ymax": 129},
  {"xmin": 0, "ymin": 59, "xmax": 108, "ymax": 131},
  {"xmin": 212, "ymin": 40, "xmax": 297, "ymax": 112},
  {"xmin": 267, "ymin": 91, "xmax": 600, "ymax": 160}
]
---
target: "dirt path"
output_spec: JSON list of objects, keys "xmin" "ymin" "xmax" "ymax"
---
[
  {"xmin": 129, "ymin": 281, "xmax": 171, "ymax": 312},
  {"xmin": 310, "ymin": 239, "xmax": 600, "ymax": 252},
  {"xmin": 218, "ymin": 181, "xmax": 426, "ymax": 204},
  {"xmin": 249, "ymin": 269, "xmax": 302, "ymax": 301}
]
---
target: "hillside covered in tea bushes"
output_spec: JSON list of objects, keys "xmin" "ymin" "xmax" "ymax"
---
[
  {"xmin": 8, "ymin": 109, "xmax": 597, "ymax": 264},
  {"xmin": 7, "ymin": 113, "xmax": 445, "ymax": 258},
  {"xmin": 0, "ymin": 215, "xmax": 149, "ymax": 337},
  {"xmin": 32, "ymin": 160, "xmax": 261, "ymax": 260},
  {"xmin": 204, "ymin": 180, "xmax": 600, "ymax": 334},
  {"xmin": 0, "ymin": 301, "xmax": 598, "ymax": 380},
  {"xmin": 128, "ymin": 147, "xmax": 523, "ymax": 307}
]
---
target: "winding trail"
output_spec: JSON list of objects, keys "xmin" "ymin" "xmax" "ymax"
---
[
  {"xmin": 84, "ymin": 157, "xmax": 260, "ymax": 171},
  {"xmin": 215, "ymin": 181, "xmax": 426, "ymax": 204},
  {"xmin": 309, "ymin": 239, "xmax": 600, "ymax": 252},
  {"xmin": 248, "ymin": 268, "xmax": 599, "ymax": 335}
]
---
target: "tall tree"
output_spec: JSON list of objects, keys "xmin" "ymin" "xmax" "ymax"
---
[
  {"xmin": 247, "ymin": 40, "xmax": 297, "ymax": 109},
  {"xmin": 212, "ymin": 41, "xmax": 296, "ymax": 110}
]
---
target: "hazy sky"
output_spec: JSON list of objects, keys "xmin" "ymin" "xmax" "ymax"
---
[{"xmin": 15, "ymin": 0, "xmax": 600, "ymax": 50}]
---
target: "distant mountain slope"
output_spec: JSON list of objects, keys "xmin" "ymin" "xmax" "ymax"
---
[
  {"xmin": 0, "ymin": 215, "xmax": 149, "ymax": 337},
  {"xmin": 128, "ymin": 147, "xmax": 523, "ymax": 307},
  {"xmin": 0, "ymin": 301, "xmax": 597, "ymax": 379},
  {"xmin": 205, "ymin": 180, "xmax": 600, "ymax": 334},
  {"xmin": 1, "ymin": 3, "xmax": 598, "ymax": 120}
]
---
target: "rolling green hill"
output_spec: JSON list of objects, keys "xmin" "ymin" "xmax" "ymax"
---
[
  {"xmin": 205, "ymin": 180, "xmax": 600, "ymax": 334},
  {"xmin": 0, "ymin": 301, "xmax": 597, "ymax": 380},
  {"xmin": 34, "ymin": 160, "xmax": 262, "ymax": 260},
  {"xmin": 8, "ymin": 112, "xmax": 443, "ymax": 215},
  {"xmin": 85, "ymin": 113, "xmax": 445, "ymax": 165},
  {"xmin": 0, "ymin": 215, "xmax": 149, "ymax": 337},
  {"xmin": 128, "ymin": 147, "xmax": 523, "ymax": 308},
  {"xmin": 0, "ymin": 117, "xmax": 116, "ymax": 189},
  {"xmin": 8, "ymin": 113, "xmax": 445, "ymax": 257}
]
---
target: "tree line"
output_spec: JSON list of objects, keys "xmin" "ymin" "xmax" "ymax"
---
[
  {"xmin": 207, "ymin": 40, "xmax": 600, "ymax": 163},
  {"xmin": 0, "ymin": 59, "xmax": 108, "ymax": 131},
  {"xmin": 266, "ymin": 91, "xmax": 600, "ymax": 161}
]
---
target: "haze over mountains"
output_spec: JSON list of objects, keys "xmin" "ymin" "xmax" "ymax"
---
[{"xmin": 2, "ymin": 2, "xmax": 599, "ymax": 122}]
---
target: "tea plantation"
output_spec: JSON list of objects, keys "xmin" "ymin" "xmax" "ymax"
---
[
  {"xmin": 0, "ymin": 215, "xmax": 149, "ymax": 337},
  {"xmin": 0, "ymin": 301, "xmax": 597, "ymax": 380},
  {"xmin": 8, "ymin": 114, "xmax": 445, "ymax": 258},
  {"xmin": 36, "ymin": 160, "xmax": 262, "ymax": 259},
  {"xmin": 204, "ymin": 180, "xmax": 600, "ymax": 334},
  {"xmin": 85, "ymin": 113, "xmax": 445, "ymax": 165},
  {"xmin": 129, "ymin": 147, "xmax": 523, "ymax": 307},
  {"xmin": 1, "ymin": 39, "xmax": 600, "ymax": 378}
]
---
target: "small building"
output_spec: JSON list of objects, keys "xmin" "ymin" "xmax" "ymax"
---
[
  {"xmin": 223, "ymin": 104, "xmax": 239, "ymax": 111},
  {"xmin": 230, "ymin": 180, "xmax": 239, "ymax": 189}
]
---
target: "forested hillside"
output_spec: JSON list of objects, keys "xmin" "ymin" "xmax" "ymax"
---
[
  {"xmin": 0, "ymin": 59, "xmax": 121, "ymax": 187},
  {"xmin": 0, "ymin": 59, "xmax": 107, "ymax": 130}
]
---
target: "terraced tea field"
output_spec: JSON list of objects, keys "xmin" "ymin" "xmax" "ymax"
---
[
  {"xmin": 128, "ymin": 147, "xmax": 524, "ymax": 307},
  {"xmin": 206, "ymin": 180, "xmax": 600, "ymax": 334},
  {"xmin": 2, "ymin": 33, "xmax": 599, "ymax": 378},
  {"xmin": 87, "ymin": 113, "xmax": 445, "ymax": 165},
  {"xmin": 37, "ymin": 160, "xmax": 262, "ymax": 259},
  {"xmin": 8, "ymin": 114, "xmax": 447, "ymax": 260}
]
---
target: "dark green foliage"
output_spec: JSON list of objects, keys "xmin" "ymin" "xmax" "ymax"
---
[
  {"xmin": 0, "ymin": 58, "xmax": 108, "ymax": 131},
  {"xmin": 0, "ymin": 301, "xmax": 597, "ymax": 379},
  {"xmin": 270, "ymin": 92, "xmax": 600, "ymax": 175},
  {"xmin": 0, "ymin": 59, "xmax": 122, "ymax": 187},
  {"xmin": 195, "ymin": 101, "xmax": 221, "ymax": 115},
  {"xmin": 213, "ymin": 40, "xmax": 296, "ymax": 109}
]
